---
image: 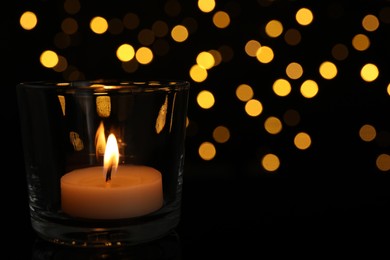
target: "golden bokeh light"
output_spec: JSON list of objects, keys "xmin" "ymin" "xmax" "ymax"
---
[
  {"xmin": 359, "ymin": 124, "xmax": 376, "ymax": 142},
  {"xmin": 261, "ymin": 153, "xmax": 280, "ymax": 172},
  {"xmin": 360, "ymin": 63, "xmax": 379, "ymax": 82},
  {"xmin": 90, "ymin": 16, "xmax": 108, "ymax": 34},
  {"xmin": 319, "ymin": 61, "xmax": 338, "ymax": 80},
  {"xmin": 135, "ymin": 47, "xmax": 153, "ymax": 65},
  {"xmin": 236, "ymin": 84, "xmax": 254, "ymax": 102},
  {"xmin": 189, "ymin": 64, "xmax": 208, "ymax": 82},
  {"xmin": 199, "ymin": 141, "xmax": 216, "ymax": 160},
  {"xmin": 117, "ymin": 44, "xmax": 135, "ymax": 62},
  {"xmin": 286, "ymin": 62, "xmax": 303, "ymax": 80},
  {"xmin": 245, "ymin": 40, "xmax": 261, "ymax": 57},
  {"xmin": 213, "ymin": 126, "xmax": 230, "ymax": 143},
  {"xmin": 300, "ymin": 79, "xmax": 319, "ymax": 98},
  {"xmin": 198, "ymin": 0, "xmax": 216, "ymax": 13},
  {"xmin": 171, "ymin": 25, "xmax": 189, "ymax": 42},
  {"xmin": 294, "ymin": 132, "xmax": 311, "ymax": 150},
  {"xmin": 196, "ymin": 51, "xmax": 215, "ymax": 70},
  {"xmin": 376, "ymin": 154, "xmax": 390, "ymax": 172},
  {"xmin": 265, "ymin": 20, "xmax": 283, "ymax": 38},
  {"xmin": 213, "ymin": 11, "xmax": 230, "ymax": 29},
  {"xmin": 264, "ymin": 116, "xmax": 282, "ymax": 135},
  {"xmin": 40, "ymin": 50, "xmax": 59, "ymax": 68},
  {"xmin": 256, "ymin": 46, "xmax": 274, "ymax": 64},
  {"xmin": 272, "ymin": 78, "xmax": 291, "ymax": 97},
  {"xmin": 20, "ymin": 11, "xmax": 38, "ymax": 30},
  {"xmin": 245, "ymin": 99, "xmax": 263, "ymax": 117},
  {"xmin": 296, "ymin": 7, "xmax": 314, "ymax": 26},
  {"xmin": 197, "ymin": 90, "xmax": 215, "ymax": 109},
  {"xmin": 352, "ymin": 34, "xmax": 370, "ymax": 51},
  {"xmin": 362, "ymin": 14, "xmax": 379, "ymax": 32}
]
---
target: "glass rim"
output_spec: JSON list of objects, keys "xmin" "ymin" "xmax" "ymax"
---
[{"xmin": 17, "ymin": 79, "xmax": 190, "ymax": 92}]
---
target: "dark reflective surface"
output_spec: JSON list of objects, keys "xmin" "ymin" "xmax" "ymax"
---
[{"xmin": 32, "ymin": 231, "xmax": 181, "ymax": 260}]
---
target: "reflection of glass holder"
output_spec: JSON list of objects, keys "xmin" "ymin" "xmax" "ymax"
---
[
  {"xmin": 17, "ymin": 80, "xmax": 190, "ymax": 247},
  {"xmin": 32, "ymin": 231, "xmax": 181, "ymax": 260}
]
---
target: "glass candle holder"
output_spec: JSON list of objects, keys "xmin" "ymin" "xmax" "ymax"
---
[{"xmin": 17, "ymin": 79, "xmax": 190, "ymax": 247}]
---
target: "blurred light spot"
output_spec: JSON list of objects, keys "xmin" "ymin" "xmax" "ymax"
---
[
  {"xmin": 265, "ymin": 20, "xmax": 283, "ymax": 38},
  {"xmin": 138, "ymin": 29, "xmax": 155, "ymax": 46},
  {"xmin": 135, "ymin": 47, "xmax": 153, "ymax": 65},
  {"xmin": 196, "ymin": 51, "xmax": 215, "ymax": 69},
  {"xmin": 331, "ymin": 43, "xmax": 349, "ymax": 61},
  {"xmin": 108, "ymin": 18, "xmax": 124, "ymax": 35},
  {"xmin": 197, "ymin": 90, "xmax": 215, "ymax": 109},
  {"xmin": 20, "ymin": 11, "xmax": 37, "ymax": 30},
  {"xmin": 379, "ymin": 7, "xmax": 390, "ymax": 23},
  {"xmin": 152, "ymin": 38, "xmax": 170, "ymax": 56},
  {"xmin": 283, "ymin": 109, "xmax": 300, "ymax": 126},
  {"xmin": 152, "ymin": 20, "xmax": 169, "ymax": 37},
  {"xmin": 182, "ymin": 17, "xmax": 198, "ymax": 34},
  {"xmin": 219, "ymin": 45, "xmax": 234, "ymax": 62},
  {"xmin": 53, "ymin": 55, "xmax": 68, "ymax": 72},
  {"xmin": 213, "ymin": 126, "xmax": 230, "ymax": 143},
  {"xmin": 54, "ymin": 32, "xmax": 71, "ymax": 49},
  {"xmin": 284, "ymin": 28, "xmax": 301, "ymax": 46},
  {"xmin": 64, "ymin": 0, "xmax": 80, "ymax": 15},
  {"xmin": 190, "ymin": 64, "xmax": 208, "ymax": 82},
  {"xmin": 117, "ymin": 44, "xmax": 135, "ymax": 62},
  {"xmin": 352, "ymin": 33, "xmax": 370, "ymax": 51},
  {"xmin": 256, "ymin": 46, "xmax": 274, "ymax": 63},
  {"xmin": 236, "ymin": 84, "xmax": 254, "ymax": 101},
  {"xmin": 199, "ymin": 141, "xmax": 216, "ymax": 160},
  {"xmin": 171, "ymin": 25, "xmax": 189, "ymax": 42},
  {"xmin": 300, "ymin": 79, "xmax": 319, "ymax": 98},
  {"xmin": 286, "ymin": 62, "xmax": 303, "ymax": 80},
  {"xmin": 261, "ymin": 153, "xmax": 280, "ymax": 172},
  {"xmin": 361, "ymin": 63, "xmax": 379, "ymax": 82},
  {"xmin": 376, "ymin": 154, "xmax": 390, "ymax": 172},
  {"xmin": 319, "ymin": 61, "xmax": 338, "ymax": 80},
  {"xmin": 387, "ymin": 83, "xmax": 390, "ymax": 96},
  {"xmin": 164, "ymin": 0, "xmax": 182, "ymax": 17},
  {"xmin": 213, "ymin": 11, "xmax": 230, "ymax": 29},
  {"xmin": 40, "ymin": 50, "xmax": 59, "ymax": 68},
  {"xmin": 123, "ymin": 13, "xmax": 140, "ymax": 30},
  {"xmin": 61, "ymin": 17, "xmax": 78, "ymax": 35},
  {"xmin": 362, "ymin": 14, "xmax": 379, "ymax": 32},
  {"xmin": 198, "ymin": 0, "xmax": 216, "ymax": 13},
  {"xmin": 245, "ymin": 99, "xmax": 263, "ymax": 117},
  {"xmin": 245, "ymin": 40, "xmax": 261, "ymax": 57},
  {"xmin": 122, "ymin": 59, "xmax": 139, "ymax": 73},
  {"xmin": 296, "ymin": 7, "xmax": 314, "ymax": 26},
  {"xmin": 264, "ymin": 116, "xmax": 282, "ymax": 134},
  {"xmin": 90, "ymin": 16, "xmax": 108, "ymax": 34},
  {"xmin": 209, "ymin": 50, "xmax": 222, "ymax": 66},
  {"xmin": 273, "ymin": 78, "xmax": 291, "ymax": 97},
  {"xmin": 294, "ymin": 132, "xmax": 311, "ymax": 150},
  {"xmin": 359, "ymin": 124, "xmax": 376, "ymax": 142}
]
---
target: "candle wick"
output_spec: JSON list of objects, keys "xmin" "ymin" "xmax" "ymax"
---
[{"xmin": 106, "ymin": 165, "xmax": 112, "ymax": 182}]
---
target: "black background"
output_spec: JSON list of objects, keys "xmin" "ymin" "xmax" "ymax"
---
[{"xmin": 3, "ymin": 0, "xmax": 390, "ymax": 258}]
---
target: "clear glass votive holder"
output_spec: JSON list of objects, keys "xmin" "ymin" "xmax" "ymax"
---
[{"xmin": 17, "ymin": 79, "xmax": 190, "ymax": 247}]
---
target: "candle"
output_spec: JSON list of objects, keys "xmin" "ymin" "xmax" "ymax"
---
[{"xmin": 61, "ymin": 134, "xmax": 163, "ymax": 219}]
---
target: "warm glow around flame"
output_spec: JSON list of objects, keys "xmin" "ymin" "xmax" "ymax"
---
[{"xmin": 104, "ymin": 134, "xmax": 119, "ymax": 174}]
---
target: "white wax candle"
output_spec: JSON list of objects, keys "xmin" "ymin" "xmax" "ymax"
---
[{"xmin": 61, "ymin": 165, "xmax": 163, "ymax": 219}]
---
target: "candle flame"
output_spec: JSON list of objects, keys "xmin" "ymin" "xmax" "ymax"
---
[{"xmin": 104, "ymin": 133, "xmax": 119, "ymax": 181}]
